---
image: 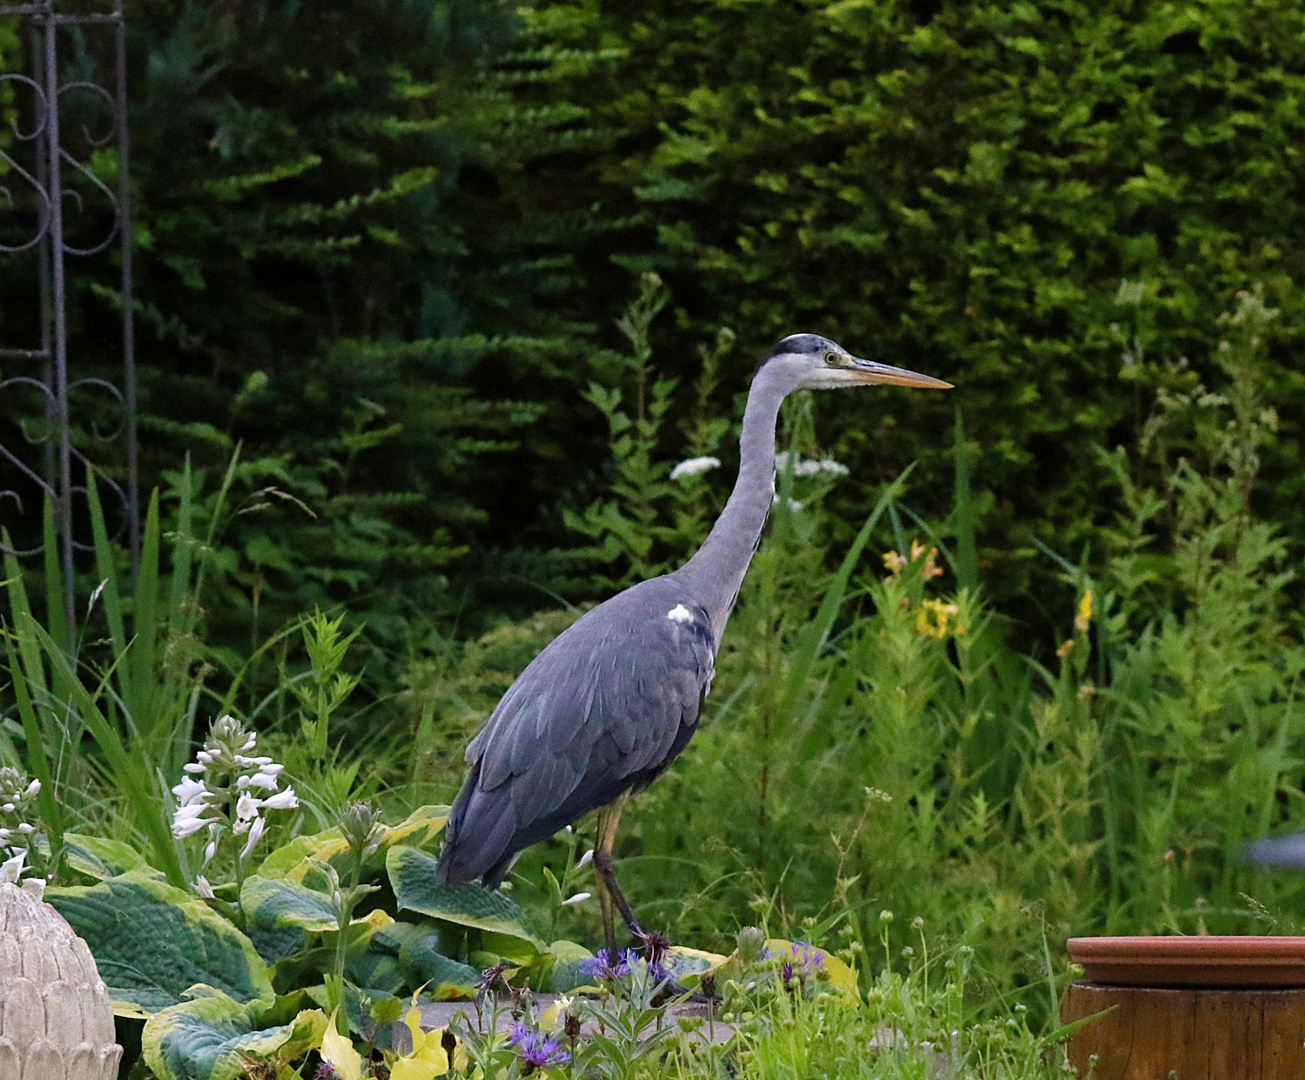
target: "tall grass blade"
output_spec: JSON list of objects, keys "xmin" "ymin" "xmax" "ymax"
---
[
  {"xmin": 41, "ymin": 497, "xmax": 68, "ymax": 653},
  {"xmin": 85, "ymin": 467, "xmax": 133, "ymax": 703},
  {"xmin": 169, "ymin": 456, "xmax": 196, "ymax": 636},
  {"xmin": 953, "ymin": 408, "xmax": 978, "ymax": 591},
  {"xmin": 132, "ymin": 490, "xmax": 162, "ymax": 739},
  {"xmin": 19, "ymin": 612, "xmax": 185, "ymax": 886},
  {"xmin": 3, "ymin": 530, "xmax": 48, "ymax": 707},
  {"xmin": 0, "ymin": 631, "xmax": 61, "ymax": 845}
]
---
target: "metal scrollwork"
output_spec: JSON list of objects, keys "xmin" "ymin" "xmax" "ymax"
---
[{"xmin": 0, "ymin": 0, "xmax": 138, "ymax": 641}]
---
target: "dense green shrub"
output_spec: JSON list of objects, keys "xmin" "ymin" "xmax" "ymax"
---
[{"xmin": 518, "ymin": 0, "xmax": 1305, "ymax": 626}]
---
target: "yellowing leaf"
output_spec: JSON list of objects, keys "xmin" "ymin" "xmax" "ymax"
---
[
  {"xmin": 391, "ymin": 1056, "xmax": 444, "ymax": 1080},
  {"xmin": 321, "ymin": 1008, "xmax": 364, "ymax": 1080},
  {"xmin": 390, "ymin": 1008, "xmax": 450, "ymax": 1079},
  {"xmin": 820, "ymin": 952, "xmax": 859, "ymax": 996}
]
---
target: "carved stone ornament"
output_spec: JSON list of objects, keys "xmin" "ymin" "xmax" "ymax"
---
[{"xmin": 0, "ymin": 880, "xmax": 122, "ymax": 1079}]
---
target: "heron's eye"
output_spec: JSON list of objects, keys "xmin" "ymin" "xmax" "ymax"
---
[{"xmin": 824, "ymin": 351, "xmax": 841, "ymax": 366}]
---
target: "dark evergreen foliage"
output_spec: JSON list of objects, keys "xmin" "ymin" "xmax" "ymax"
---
[
  {"xmin": 6, "ymin": 0, "xmax": 1305, "ymax": 645},
  {"xmin": 518, "ymin": 0, "xmax": 1305, "ymax": 624}
]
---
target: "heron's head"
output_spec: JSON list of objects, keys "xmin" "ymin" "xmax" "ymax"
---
[{"xmin": 761, "ymin": 334, "xmax": 951, "ymax": 393}]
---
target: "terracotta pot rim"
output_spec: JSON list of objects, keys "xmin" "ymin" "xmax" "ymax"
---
[
  {"xmin": 1069, "ymin": 936, "xmax": 1305, "ymax": 964},
  {"xmin": 1068, "ymin": 936, "xmax": 1305, "ymax": 987}
]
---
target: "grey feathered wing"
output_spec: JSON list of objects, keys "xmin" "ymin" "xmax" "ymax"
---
[{"xmin": 436, "ymin": 583, "xmax": 716, "ymax": 886}]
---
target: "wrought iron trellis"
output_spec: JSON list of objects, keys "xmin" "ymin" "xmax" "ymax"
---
[{"xmin": 0, "ymin": 0, "xmax": 137, "ymax": 639}]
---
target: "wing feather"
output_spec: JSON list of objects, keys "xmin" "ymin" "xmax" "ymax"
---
[{"xmin": 439, "ymin": 587, "xmax": 715, "ymax": 884}]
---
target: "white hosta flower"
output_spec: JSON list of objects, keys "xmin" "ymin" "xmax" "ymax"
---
[
  {"xmin": 774, "ymin": 451, "xmax": 849, "ymax": 477},
  {"xmin": 235, "ymin": 792, "xmax": 261, "ymax": 823},
  {"xmin": 240, "ymin": 816, "xmax": 267, "ymax": 860},
  {"xmin": 193, "ymin": 875, "xmax": 216, "ymax": 899},
  {"xmin": 171, "ymin": 804, "xmax": 216, "ymax": 839},
  {"xmin": 260, "ymin": 787, "xmax": 299, "ymax": 812},
  {"xmin": 174, "ymin": 715, "xmax": 298, "ymax": 865},
  {"xmin": 171, "ymin": 776, "xmax": 209, "ymax": 806},
  {"xmin": 670, "ymin": 456, "xmax": 722, "ymax": 480},
  {"xmin": 0, "ymin": 848, "xmax": 27, "ymax": 884},
  {"xmin": 560, "ymin": 891, "xmax": 591, "ymax": 906},
  {"xmin": 576, "ymin": 848, "xmax": 594, "ymax": 870},
  {"xmin": 0, "ymin": 768, "xmax": 43, "ymax": 876}
]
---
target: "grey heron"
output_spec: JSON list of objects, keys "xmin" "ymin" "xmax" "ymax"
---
[{"xmin": 436, "ymin": 333, "xmax": 951, "ymax": 947}]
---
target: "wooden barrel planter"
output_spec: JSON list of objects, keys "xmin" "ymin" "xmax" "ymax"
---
[{"xmin": 1062, "ymin": 937, "xmax": 1305, "ymax": 1080}]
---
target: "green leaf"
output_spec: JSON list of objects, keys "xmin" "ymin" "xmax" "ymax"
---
[
  {"xmin": 379, "ymin": 803, "xmax": 449, "ymax": 849},
  {"xmin": 252, "ymin": 826, "xmax": 349, "ymax": 881},
  {"xmin": 47, "ymin": 871, "xmax": 273, "ymax": 1014},
  {"xmin": 664, "ymin": 945, "xmax": 730, "ymax": 987},
  {"xmin": 251, "ymin": 805, "xmax": 448, "ymax": 884},
  {"xmin": 143, "ymin": 989, "xmax": 326, "ymax": 1080},
  {"xmin": 386, "ymin": 845, "xmax": 542, "ymax": 946},
  {"xmin": 547, "ymin": 939, "xmax": 597, "ymax": 994},
  {"xmin": 59, "ymin": 832, "xmax": 159, "ymax": 881},
  {"xmin": 367, "ymin": 921, "xmax": 479, "ymax": 999},
  {"xmin": 241, "ymin": 873, "xmax": 339, "ymax": 933},
  {"xmin": 19, "ymin": 614, "xmax": 186, "ymax": 886}
]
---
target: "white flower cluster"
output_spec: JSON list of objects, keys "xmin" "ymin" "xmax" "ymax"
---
[
  {"xmin": 172, "ymin": 715, "xmax": 299, "ymax": 863},
  {"xmin": 774, "ymin": 451, "xmax": 850, "ymax": 478},
  {"xmin": 669, "ymin": 456, "xmax": 722, "ymax": 480},
  {"xmin": 0, "ymin": 768, "xmax": 41, "ymax": 885}
]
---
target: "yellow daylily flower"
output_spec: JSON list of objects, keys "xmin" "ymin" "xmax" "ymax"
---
[{"xmin": 321, "ymin": 1008, "xmax": 365, "ymax": 1080}]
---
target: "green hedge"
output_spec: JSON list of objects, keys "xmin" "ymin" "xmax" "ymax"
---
[
  {"xmin": 527, "ymin": 0, "xmax": 1305, "ymax": 619},
  {"xmin": 7, "ymin": 0, "xmax": 1305, "ymax": 643}
]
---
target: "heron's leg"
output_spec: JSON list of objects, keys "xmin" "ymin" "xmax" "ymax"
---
[{"xmin": 594, "ymin": 792, "xmax": 642, "ymax": 953}]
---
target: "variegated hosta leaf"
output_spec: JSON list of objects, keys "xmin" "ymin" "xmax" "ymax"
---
[
  {"xmin": 58, "ymin": 832, "xmax": 159, "ymax": 881},
  {"xmin": 377, "ymin": 804, "xmax": 450, "ymax": 850},
  {"xmin": 547, "ymin": 938, "xmax": 597, "ymax": 993},
  {"xmin": 664, "ymin": 945, "xmax": 730, "ymax": 986},
  {"xmin": 143, "ymin": 988, "xmax": 326, "ymax": 1080},
  {"xmin": 360, "ymin": 921, "xmax": 480, "ymax": 999},
  {"xmin": 250, "ymin": 827, "xmax": 349, "ymax": 883},
  {"xmin": 46, "ymin": 871, "xmax": 273, "ymax": 1014},
  {"xmin": 253, "ymin": 804, "xmax": 450, "ymax": 883},
  {"xmin": 240, "ymin": 873, "xmax": 340, "ymax": 934},
  {"xmin": 386, "ymin": 844, "xmax": 541, "ymax": 948}
]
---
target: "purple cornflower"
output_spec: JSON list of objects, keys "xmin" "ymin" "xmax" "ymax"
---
[
  {"xmin": 508, "ymin": 1021, "xmax": 570, "ymax": 1070},
  {"xmin": 780, "ymin": 941, "xmax": 825, "ymax": 993},
  {"xmin": 790, "ymin": 941, "xmax": 826, "ymax": 975},
  {"xmin": 578, "ymin": 947, "xmax": 637, "ymax": 983}
]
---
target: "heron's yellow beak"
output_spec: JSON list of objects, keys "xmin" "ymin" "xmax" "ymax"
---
[{"xmin": 848, "ymin": 357, "xmax": 952, "ymax": 389}]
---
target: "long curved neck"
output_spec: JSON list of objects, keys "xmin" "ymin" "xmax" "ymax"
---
[{"xmin": 676, "ymin": 368, "xmax": 789, "ymax": 646}]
